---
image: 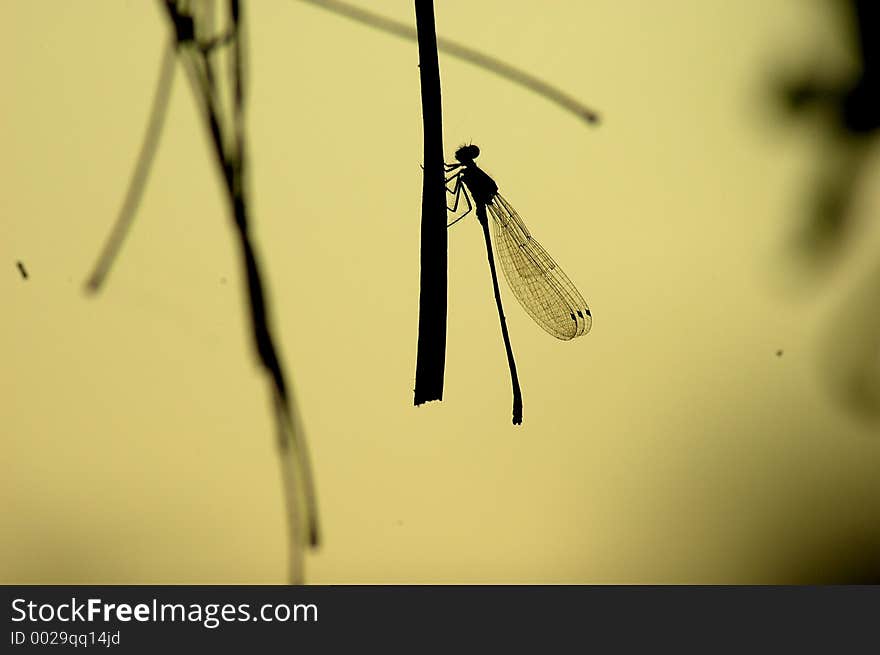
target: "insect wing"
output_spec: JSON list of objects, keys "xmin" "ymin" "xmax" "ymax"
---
[{"xmin": 487, "ymin": 194, "xmax": 591, "ymax": 339}]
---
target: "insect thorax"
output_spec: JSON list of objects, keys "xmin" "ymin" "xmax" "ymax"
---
[{"xmin": 462, "ymin": 165, "xmax": 498, "ymax": 205}]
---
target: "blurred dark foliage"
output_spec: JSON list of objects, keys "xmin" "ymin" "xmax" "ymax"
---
[
  {"xmin": 785, "ymin": 1, "xmax": 880, "ymax": 134},
  {"xmin": 780, "ymin": 0, "xmax": 880, "ymax": 260},
  {"xmin": 778, "ymin": 1, "xmax": 880, "ymax": 421}
]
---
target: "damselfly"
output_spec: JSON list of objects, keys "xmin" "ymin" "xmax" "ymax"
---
[{"xmin": 445, "ymin": 144, "xmax": 591, "ymax": 424}]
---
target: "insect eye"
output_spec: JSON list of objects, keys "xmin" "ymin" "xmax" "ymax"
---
[{"xmin": 455, "ymin": 144, "xmax": 481, "ymax": 162}]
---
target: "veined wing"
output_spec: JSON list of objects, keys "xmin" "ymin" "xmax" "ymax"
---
[{"xmin": 486, "ymin": 194, "xmax": 591, "ymax": 340}]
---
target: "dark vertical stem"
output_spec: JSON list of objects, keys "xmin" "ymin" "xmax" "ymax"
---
[
  {"xmin": 413, "ymin": 0, "xmax": 448, "ymax": 406},
  {"xmin": 477, "ymin": 204, "xmax": 523, "ymax": 425}
]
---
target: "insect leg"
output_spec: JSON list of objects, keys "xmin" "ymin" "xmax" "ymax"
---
[
  {"xmin": 445, "ymin": 167, "xmax": 464, "ymax": 185},
  {"xmin": 445, "ymin": 173, "xmax": 462, "ymax": 207},
  {"xmin": 447, "ymin": 179, "xmax": 473, "ymax": 228}
]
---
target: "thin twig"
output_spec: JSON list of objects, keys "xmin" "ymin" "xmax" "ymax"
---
[
  {"xmin": 84, "ymin": 40, "xmax": 176, "ymax": 292},
  {"xmin": 163, "ymin": 0, "xmax": 320, "ymax": 582},
  {"xmin": 296, "ymin": 0, "xmax": 600, "ymax": 125},
  {"xmin": 86, "ymin": 0, "xmax": 319, "ymax": 584}
]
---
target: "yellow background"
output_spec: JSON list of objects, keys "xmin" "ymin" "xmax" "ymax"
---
[{"xmin": 3, "ymin": 1, "xmax": 880, "ymax": 583}]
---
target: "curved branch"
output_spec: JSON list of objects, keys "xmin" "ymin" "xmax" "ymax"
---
[{"xmin": 296, "ymin": 0, "xmax": 600, "ymax": 125}]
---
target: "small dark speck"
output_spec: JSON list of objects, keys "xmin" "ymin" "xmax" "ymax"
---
[
  {"xmin": 394, "ymin": 520, "xmax": 404, "ymax": 527},
  {"xmin": 16, "ymin": 261, "xmax": 28, "ymax": 279},
  {"xmin": 776, "ymin": 349, "xmax": 784, "ymax": 357},
  {"xmin": 220, "ymin": 277, "xmax": 227, "ymax": 285}
]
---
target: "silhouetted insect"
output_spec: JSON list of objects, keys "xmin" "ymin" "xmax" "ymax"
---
[{"xmin": 445, "ymin": 144, "xmax": 591, "ymax": 423}]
